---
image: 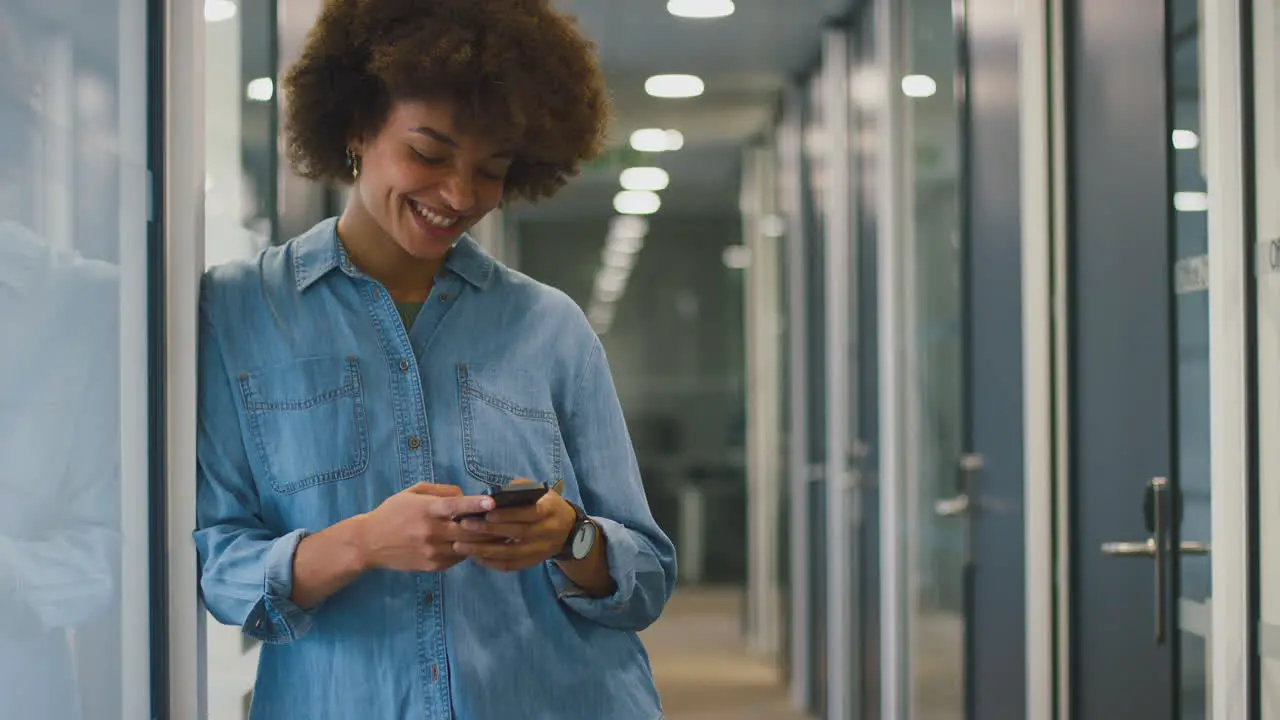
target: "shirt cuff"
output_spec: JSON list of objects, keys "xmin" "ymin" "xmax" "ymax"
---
[
  {"xmin": 245, "ymin": 528, "xmax": 316, "ymax": 643},
  {"xmin": 545, "ymin": 516, "xmax": 638, "ymax": 616}
]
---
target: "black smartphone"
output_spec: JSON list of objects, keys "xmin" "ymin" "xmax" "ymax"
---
[{"xmin": 452, "ymin": 481, "xmax": 549, "ymax": 521}]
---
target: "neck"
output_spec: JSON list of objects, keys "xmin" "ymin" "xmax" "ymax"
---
[{"xmin": 337, "ymin": 196, "xmax": 445, "ymax": 302}]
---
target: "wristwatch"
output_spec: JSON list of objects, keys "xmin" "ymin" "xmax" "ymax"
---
[{"xmin": 555, "ymin": 499, "xmax": 598, "ymax": 562}]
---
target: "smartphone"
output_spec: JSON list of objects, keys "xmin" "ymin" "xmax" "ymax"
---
[{"xmin": 452, "ymin": 481, "xmax": 549, "ymax": 521}]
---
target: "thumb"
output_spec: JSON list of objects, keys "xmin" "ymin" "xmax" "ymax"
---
[{"xmin": 404, "ymin": 482, "xmax": 463, "ymax": 498}]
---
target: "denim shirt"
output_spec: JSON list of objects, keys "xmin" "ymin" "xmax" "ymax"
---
[{"xmin": 194, "ymin": 218, "xmax": 677, "ymax": 720}]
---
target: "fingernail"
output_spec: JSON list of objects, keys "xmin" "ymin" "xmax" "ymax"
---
[{"xmin": 480, "ymin": 498, "xmax": 495, "ymax": 510}]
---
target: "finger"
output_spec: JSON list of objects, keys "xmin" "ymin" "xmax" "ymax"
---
[
  {"xmin": 466, "ymin": 519, "xmax": 561, "ymax": 543},
  {"xmin": 429, "ymin": 494, "xmax": 496, "ymax": 520},
  {"xmin": 405, "ymin": 483, "xmax": 463, "ymax": 498}
]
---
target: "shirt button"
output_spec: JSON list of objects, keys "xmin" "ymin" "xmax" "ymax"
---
[
  {"xmin": 399, "ymin": 359, "xmax": 410, "ymax": 372},
  {"xmin": 439, "ymin": 293, "xmax": 449, "ymax": 302},
  {"xmin": 424, "ymin": 592, "xmax": 433, "ymax": 605},
  {"xmin": 432, "ymin": 665, "xmax": 439, "ymax": 682},
  {"xmin": 408, "ymin": 436, "xmax": 421, "ymax": 451}
]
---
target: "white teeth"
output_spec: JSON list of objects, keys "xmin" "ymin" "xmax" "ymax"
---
[{"xmin": 413, "ymin": 201, "xmax": 457, "ymax": 228}]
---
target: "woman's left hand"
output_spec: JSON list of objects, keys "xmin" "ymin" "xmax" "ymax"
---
[{"xmin": 452, "ymin": 487, "xmax": 577, "ymax": 572}]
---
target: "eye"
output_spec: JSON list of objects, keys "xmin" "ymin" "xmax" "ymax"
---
[
  {"xmin": 479, "ymin": 168, "xmax": 508, "ymax": 182},
  {"xmin": 411, "ymin": 148, "xmax": 446, "ymax": 166}
]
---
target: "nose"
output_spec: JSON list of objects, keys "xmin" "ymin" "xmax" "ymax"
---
[{"xmin": 440, "ymin": 170, "xmax": 476, "ymax": 213}]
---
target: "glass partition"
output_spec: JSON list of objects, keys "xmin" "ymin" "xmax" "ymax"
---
[
  {"xmin": 899, "ymin": 0, "xmax": 967, "ymax": 715},
  {"xmin": 0, "ymin": 0, "xmax": 156, "ymax": 717}
]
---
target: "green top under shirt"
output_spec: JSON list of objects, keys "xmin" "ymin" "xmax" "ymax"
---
[{"xmin": 396, "ymin": 301, "xmax": 424, "ymax": 331}]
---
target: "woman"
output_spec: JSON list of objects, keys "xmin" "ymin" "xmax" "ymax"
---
[{"xmin": 193, "ymin": 1, "xmax": 677, "ymax": 718}]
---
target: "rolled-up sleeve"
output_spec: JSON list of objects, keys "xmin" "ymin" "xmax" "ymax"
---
[
  {"xmin": 193, "ymin": 289, "xmax": 316, "ymax": 644},
  {"xmin": 546, "ymin": 339, "xmax": 677, "ymax": 631}
]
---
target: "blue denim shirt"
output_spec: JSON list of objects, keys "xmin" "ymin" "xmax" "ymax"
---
[{"xmin": 194, "ymin": 218, "xmax": 677, "ymax": 720}]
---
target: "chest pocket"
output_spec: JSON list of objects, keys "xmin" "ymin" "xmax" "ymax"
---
[
  {"xmin": 458, "ymin": 364, "xmax": 563, "ymax": 489},
  {"xmin": 238, "ymin": 356, "xmax": 370, "ymax": 494}
]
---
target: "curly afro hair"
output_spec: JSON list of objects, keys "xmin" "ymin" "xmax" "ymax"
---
[{"xmin": 282, "ymin": 0, "xmax": 611, "ymax": 203}]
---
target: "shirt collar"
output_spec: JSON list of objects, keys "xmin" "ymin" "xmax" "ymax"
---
[{"xmin": 293, "ymin": 217, "xmax": 495, "ymax": 292}]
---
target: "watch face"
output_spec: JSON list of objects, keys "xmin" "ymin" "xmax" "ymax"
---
[{"xmin": 571, "ymin": 521, "xmax": 596, "ymax": 560}]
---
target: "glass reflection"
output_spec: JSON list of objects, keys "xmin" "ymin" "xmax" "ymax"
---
[
  {"xmin": 901, "ymin": 0, "xmax": 966, "ymax": 717},
  {"xmin": 0, "ymin": 0, "xmax": 147, "ymax": 717},
  {"xmin": 1169, "ymin": 0, "xmax": 1211, "ymax": 716}
]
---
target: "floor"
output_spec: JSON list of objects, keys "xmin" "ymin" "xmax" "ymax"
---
[{"xmin": 640, "ymin": 587, "xmax": 810, "ymax": 720}]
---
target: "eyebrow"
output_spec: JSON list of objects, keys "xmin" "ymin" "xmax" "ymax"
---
[{"xmin": 410, "ymin": 126, "xmax": 516, "ymax": 160}]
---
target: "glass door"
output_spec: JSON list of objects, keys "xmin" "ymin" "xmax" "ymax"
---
[
  {"xmin": 899, "ymin": 0, "xmax": 967, "ymax": 716},
  {"xmin": 1169, "ymin": 0, "xmax": 1213, "ymax": 715}
]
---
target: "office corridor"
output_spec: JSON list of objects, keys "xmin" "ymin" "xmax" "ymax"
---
[{"xmin": 642, "ymin": 588, "xmax": 808, "ymax": 720}]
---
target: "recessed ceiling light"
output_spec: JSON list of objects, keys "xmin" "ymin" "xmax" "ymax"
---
[
  {"xmin": 900, "ymin": 74, "xmax": 937, "ymax": 98},
  {"xmin": 620, "ymin": 167, "xmax": 670, "ymax": 192},
  {"xmin": 204, "ymin": 0, "xmax": 237, "ymax": 23},
  {"xmin": 1174, "ymin": 191, "xmax": 1208, "ymax": 212},
  {"xmin": 1172, "ymin": 129, "xmax": 1200, "ymax": 150},
  {"xmin": 667, "ymin": 0, "xmax": 735, "ymax": 19},
  {"xmin": 630, "ymin": 129, "xmax": 685, "ymax": 152},
  {"xmin": 246, "ymin": 77, "xmax": 274, "ymax": 102},
  {"xmin": 614, "ymin": 190, "xmax": 662, "ymax": 215},
  {"xmin": 645, "ymin": 74, "xmax": 705, "ymax": 99}
]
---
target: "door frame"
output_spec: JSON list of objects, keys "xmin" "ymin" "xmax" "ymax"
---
[{"xmin": 1203, "ymin": 0, "xmax": 1250, "ymax": 718}]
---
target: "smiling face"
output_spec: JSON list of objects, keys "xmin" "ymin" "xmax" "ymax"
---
[{"xmin": 348, "ymin": 100, "xmax": 512, "ymax": 262}]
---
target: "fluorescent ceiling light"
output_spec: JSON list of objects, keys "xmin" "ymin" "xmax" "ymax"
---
[
  {"xmin": 900, "ymin": 74, "xmax": 937, "ymax": 98},
  {"xmin": 1172, "ymin": 129, "xmax": 1200, "ymax": 150},
  {"xmin": 722, "ymin": 245, "xmax": 752, "ymax": 269},
  {"xmin": 614, "ymin": 190, "xmax": 662, "ymax": 215},
  {"xmin": 609, "ymin": 215, "xmax": 649, "ymax": 238},
  {"xmin": 246, "ymin": 77, "xmax": 275, "ymax": 102},
  {"xmin": 620, "ymin": 167, "xmax": 670, "ymax": 192},
  {"xmin": 630, "ymin": 128, "xmax": 685, "ymax": 153},
  {"xmin": 597, "ymin": 266, "xmax": 630, "ymax": 294},
  {"xmin": 645, "ymin": 74, "xmax": 705, "ymax": 99},
  {"xmin": 1174, "ymin": 191, "xmax": 1208, "ymax": 212},
  {"xmin": 603, "ymin": 247, "xmax": 637, "ymax": 270},
  {"xmin": 667, "ymin": 0, "xmax": 735, "ymax": 18},
  {"xmin": 204, "ymin": 0, "xmax": 237, "ymax": 22}
]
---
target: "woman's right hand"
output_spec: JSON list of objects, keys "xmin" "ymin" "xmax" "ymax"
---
[{"xmin": 353, "ymin": 483, "xmax": 498, "ymax": 573}]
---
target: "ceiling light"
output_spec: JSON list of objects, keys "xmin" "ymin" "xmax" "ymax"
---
[
  {"xmin": 620, "ymin": 167, "xmax": 670, "ymax": 192},
  {"xmin": 667, "ymin": 0, "xmax": 735, "ymax": 18},
  {"xmin": 901, "ymin": 74, "xmax": 938, "ymax": 98},
  {"xmin": 603, "ymin": 247, "xmax": 637, "ymax": 270},
  {"xmin": 614, "ymin": 190, "xmax": 661, "ymax": 215},
  {"xmin": 1174, "ymin": 191, "xmax": 1208, "ymax": 212},
  {"xmin": 630, "ymin": 129, "xmax": 685, "ymax": 153},
  {"xmin": 246, "ymin": 77, "xmax": 274, "ymax": 102},
  {"xmin": 722, "ymin": 245, "xmax": 752, "ymax": 269},
  {"xmin": 645, "ymin": 74, "xmax": 705, "ymax": 99},
  {"xmin": 204, "ymin": 0, "xmax": 237, "ymax": 22},
  {"xmin": 609, "ymin": 215, "xmax": 649, "ymax": 238},
  {"xmin": 1172, "ymin": 129, "xmax": 1200, "ymax": 150}
]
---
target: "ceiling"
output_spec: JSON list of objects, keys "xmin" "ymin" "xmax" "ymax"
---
[{"xmin": 522, "ymin": 0, "xmax": 850, "ymax": 219}]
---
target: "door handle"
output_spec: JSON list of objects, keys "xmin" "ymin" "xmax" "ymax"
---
[
  {"xmin": 935, "ymin": 455, "xmax": 983, "ymax": 518},
  {"xmin": 1097, "ymin": 477, "xmax": 1173, "ymax": 644},
  {"xmin": 1101, "ymin": 539, "xmax": 1211, "ymax": 557},
  {"xmin": 935, "ymin": 494, "xmax": 970, "ymax": 517}
]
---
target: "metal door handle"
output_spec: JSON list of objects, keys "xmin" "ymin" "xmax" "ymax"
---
[
  {"xmin": 1101, "ymin": 539, "xmax": 1211, "ymax": 557},
  {"xmin": 935, "ymin": 494, "xmax": 971, "ymax": 517},
  {"xmin": 1096, "ymin": 478, "xmax": 1170, "ymax": 643}
]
